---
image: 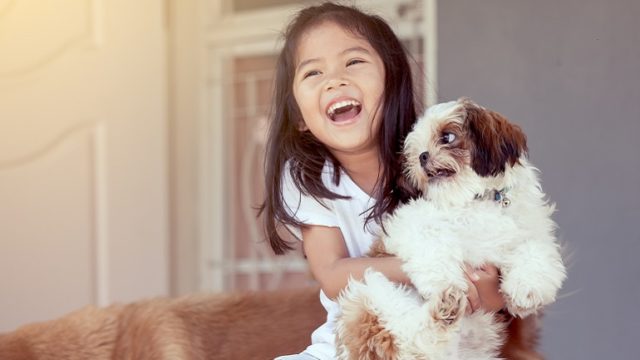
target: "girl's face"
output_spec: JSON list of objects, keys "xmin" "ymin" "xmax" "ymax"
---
[{"xmin": 293, "ymin": 21, "xmax": 385, "ymax": 158}]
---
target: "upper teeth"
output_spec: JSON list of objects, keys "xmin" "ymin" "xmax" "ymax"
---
[{"xmin": 327, "ymin": 100, "xmax": 361, "ymax": 116}]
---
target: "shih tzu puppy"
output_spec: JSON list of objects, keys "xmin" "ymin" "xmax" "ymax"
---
[{"xmin": 336, "ymin": 98, "xmax": 566, "ymax": 360}]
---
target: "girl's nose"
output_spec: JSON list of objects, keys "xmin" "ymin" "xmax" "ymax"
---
[{"xmin": 325, "ymin": 77, "xmax": 349, "ymax": 91}]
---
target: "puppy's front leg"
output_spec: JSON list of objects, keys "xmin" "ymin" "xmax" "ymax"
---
[
  {"xmin": 500, "ymin": 238, "xmax": 566, "ymax": 317},
  {"xmin": 403, "ymin": 253, "xmax": 468, "ymax": 328},
  {"xmin": 381, "ymin": 202, "xmax": 469, "ymax": 328},
  {"xmin": 393, "ymin": 237, "xmax": 468, "ymax": 328}
]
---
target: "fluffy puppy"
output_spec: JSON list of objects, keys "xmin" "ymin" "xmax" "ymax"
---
[
  {"xmin": 336, "ymin": 98, "xmax": 566, "ymax": 360},
  {"xmin": 0, "ymin": 286, "xmax": 325, "ymax": 360}
]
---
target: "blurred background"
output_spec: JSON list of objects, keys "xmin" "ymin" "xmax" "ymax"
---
[{"xmin": 0, "ymin": 0, "xmax": 638, "ymax": 358}]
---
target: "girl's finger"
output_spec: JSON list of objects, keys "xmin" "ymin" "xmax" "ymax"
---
[
  {"xmin": 463, "ymin": 265, "xmax": 481, "ymax": 313},
  {"xmin": 479, "ymin": 263, "xmax": 499, "ymax": 276},
  {"xmin": 463, "ymin": 263, "xmax": 480, "ymax": 281}
]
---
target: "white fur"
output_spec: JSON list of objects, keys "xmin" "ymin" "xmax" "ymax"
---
[{"xmin": 336, "ymin": 99, "xmax": 566, "ymax": 360}]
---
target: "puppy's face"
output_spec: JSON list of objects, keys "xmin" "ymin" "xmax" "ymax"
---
[{"xmin": 403, "ymin": 99, "xmax": 528, "ymax": 193}]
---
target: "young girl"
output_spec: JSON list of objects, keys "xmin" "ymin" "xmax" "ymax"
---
[{"xmin": 261, "ymin": 3, "xmax": 506, "ymax": 359}]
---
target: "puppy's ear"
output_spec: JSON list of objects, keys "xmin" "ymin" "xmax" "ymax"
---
[{"xmin": 463, "ymin": 101, "xmax": 528, "ymax": 177}]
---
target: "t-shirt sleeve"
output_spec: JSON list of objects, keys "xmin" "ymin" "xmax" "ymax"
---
[{"xmin": 282, "ymin": 167, "xmax": 339, "ymax": 240}]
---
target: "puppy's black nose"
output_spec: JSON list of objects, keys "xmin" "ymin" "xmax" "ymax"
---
[{"xmin": 419, "ymin": 151, "xmax": 429, "ymax": 166}]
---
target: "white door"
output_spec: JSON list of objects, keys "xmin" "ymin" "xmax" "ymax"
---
[{"xmin": 0, "ymin": 0, "xmax": 168, "ymax": 332}]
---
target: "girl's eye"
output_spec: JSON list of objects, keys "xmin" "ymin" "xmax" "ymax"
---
[
  {"xmin": 303, "ymin": 70, "xmax": 321, "ymax": 79},
  {"xmin": 346, "ymin": 59, "xmax": 365, "ymax": 66},
  {"xmin": 441, "ymin": 132, "xmax": 456, "ymax": 144}
]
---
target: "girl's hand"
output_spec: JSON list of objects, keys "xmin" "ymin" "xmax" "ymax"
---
[{"xmin": 463, "ymin": 263, "xmax": 506, "ymax": 314}]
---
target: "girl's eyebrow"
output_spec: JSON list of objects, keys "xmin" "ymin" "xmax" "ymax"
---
[
  {"xmin": 296, "ymin": 46, "xmax": 372, "ymax": 73},
  {"xmin": 341, "ymin": 46, "xmax": 371, "ymax": 56},
  {"xmin": 296, "ymin": 58, "xmax": 320, "ymax": 73}
]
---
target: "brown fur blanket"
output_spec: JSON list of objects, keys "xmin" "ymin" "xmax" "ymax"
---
[{"xmin": 0, "ymin": 286, "xmax": 541, "ymax": 359}]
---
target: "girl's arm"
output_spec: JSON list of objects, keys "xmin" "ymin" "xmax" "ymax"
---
[
  {"xmin": 303, "ymin": 224, "xmax": 506, "ymax": 313},
  {"xmin": 301, "ymin": 224, "xmax": 410, "ymax": 300}
]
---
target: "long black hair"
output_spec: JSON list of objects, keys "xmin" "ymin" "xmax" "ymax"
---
[{"xmin": 259, "ymin": 2, "xmax": 419, "ymax": 254}]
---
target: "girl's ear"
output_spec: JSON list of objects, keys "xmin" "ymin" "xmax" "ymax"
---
[{"xmin": 463, "ymin": 102, "xmax": 528, "ymax": 177}]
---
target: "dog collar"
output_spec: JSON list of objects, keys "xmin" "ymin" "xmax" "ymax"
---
[{"xmin": 475, "ymin": 188, "xmax": 511, "ymax": 207}]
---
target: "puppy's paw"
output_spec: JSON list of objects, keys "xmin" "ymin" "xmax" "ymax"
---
[
  {"xmin": 501, "ymin": 272, "xmax": 557, "ymax": 317},
  {"xmin": 430, "ymin": 286, "xmax": 467, "ymax": 327},
  {"xmin": 504, "ymin": 293, "xmax": 542, "ymax": 318}
]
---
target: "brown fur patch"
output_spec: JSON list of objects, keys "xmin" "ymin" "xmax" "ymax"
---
[
  {"xmin": 0, "ymin": 281, "xmax": 543, "ymax": 359},
  {"xmin": 434, "ymin": 120, "xmax": 472, "ymax": 173},
  {"xmin": 499, "ymin": 315, "xmax": 544, "ymax": 360},
  {"xmin": 436, "ymin": 121, "xmax": 466, "ymax": 148},
  {"xmin": 462, "ymin": 100, "xmax": 528, "ymax": 177},
  {"xmin": 367, "ymin": 239, "xmax": 393, "ymax": 258},
  {"xmin": 0, "ymin": 287, "xmax": 325, "ymax": 360},
  {"xmin": 341, "ymin": 307, "xmax": 398, "ymax": 360}
]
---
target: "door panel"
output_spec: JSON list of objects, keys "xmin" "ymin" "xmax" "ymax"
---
[
  {"xmin": 0, "ymin": 0, "xmax": 168, "ymax": 332},
  {"xmin": 0, "ymin": 126, "xmax": 97, "ymax": 329}
]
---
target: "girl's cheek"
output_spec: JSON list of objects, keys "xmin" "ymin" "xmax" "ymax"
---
[
  {"xmin": 297, "ymin": 80, "xmax": 314, "ymax": 93},
  {"xmin": 305, "ymin": 78, "xmax": 322, "ymax": 90}
]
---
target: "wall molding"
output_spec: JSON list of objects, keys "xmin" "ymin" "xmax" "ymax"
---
[{"xmin": 89, "ymin": 123, "xmax": 109, "ymax": 307}]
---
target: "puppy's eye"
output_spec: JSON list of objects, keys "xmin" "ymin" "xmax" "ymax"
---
[{"xmin": 441, "ymin": 132, "xmax": 456, "ymax": 144}]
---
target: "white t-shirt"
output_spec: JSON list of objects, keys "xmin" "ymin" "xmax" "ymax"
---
[{"xmin": 282, "ymin": 161, "xmax": 380, "ymax": 360}]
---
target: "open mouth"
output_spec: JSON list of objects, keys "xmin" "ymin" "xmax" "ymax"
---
[
  {"xmin": 326, "ymin": 99, "xmax": 362, "ymax": 123},
  {"xmin": 426, "ymin": 168, "xmax": 456, "ymax": 179}
]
